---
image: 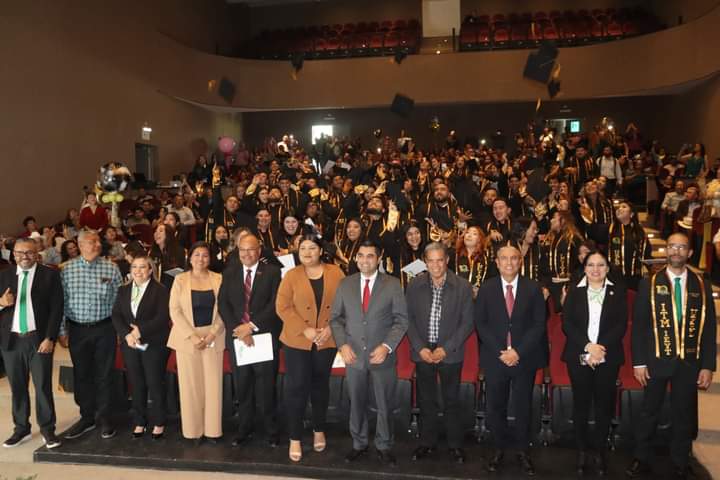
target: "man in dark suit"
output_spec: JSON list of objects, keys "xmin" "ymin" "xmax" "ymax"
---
[
  {"xmin": 218, "ymin": 233, "xmax": 282, "ymax": 447},
  {"xmin": 626, "ymin": 232, "xmax": 716, "ymax": 479},
  {"xmin": 475, "ymin": 244, "xmax": 547, "ymax": 476},
  {"xmin": 330, "ymin": 240, "xmax": 408, "ymax": 467},
  {"xmin": 0, "ymin": 238, "xmax": 63, "ymax": 448},
  {"xmin": 405, "ymin": 242, "xmax": 475, "ymax": 464}
]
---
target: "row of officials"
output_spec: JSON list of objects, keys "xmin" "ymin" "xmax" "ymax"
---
[{"xmin": 0, "ymin": 229, "xmax": 715, "ymax": 479}]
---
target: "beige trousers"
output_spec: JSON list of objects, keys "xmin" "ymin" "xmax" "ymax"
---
[{"xmin": 176, "ymin": 347, "xmax": 224, "ymax": 439}]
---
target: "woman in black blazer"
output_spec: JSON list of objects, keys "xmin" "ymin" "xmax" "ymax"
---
[
  {"xmin": 561, "ymin": 249, "xmax": 627, "ymax": 476},
  {"xmin": 112, "ymin": 254, "xmax": 171, "ymax": 440}
]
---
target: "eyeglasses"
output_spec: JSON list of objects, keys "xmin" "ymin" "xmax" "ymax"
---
[
  {"xmin": 13, "ymin": 250, "xmax": 36, "ymax": 257},
  {"xmin": 237, "ymin": 248, "xmax": 259, "ymax": 254},
  {"xmin": 667, "ymin": 244, "xmax": 689, "ymax": 252}
]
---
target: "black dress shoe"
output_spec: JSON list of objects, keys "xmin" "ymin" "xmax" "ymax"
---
[
  {"xmin": 151, "ymin": 431, "xmax": 165, "ymax": 441},
  {"xmin": 412, "ymin": 446, "xmax": 435, "ymax": 461},
  {"xmin": 204, "ymin": 435, "xmax": 222, "ymax": 444},
  {"xmin": 268, "ymin": 436, "xmax": 280, "ymax": 448},
  {"xmin": 576, "ymin": 451, "xmax": 587, "ymax": 475},
  {"xmin": 132, "ymin": 426, "xmax": 146, "ymax": 439},
  {"xmin": 449, "ymin": 448, "xmax": 466, "ymax": 464},
  {"xmin": 231, "ymin": 433, "xmax": 253, "ymax": 447},
  {"xmin": 377, "ymin": 448, "xmax": 397, "ymax": 467},
  {"xmin": 596, "ymin": 452, "xmax": 608, "ymax": 476},
  {"xmin": 344, "ymin": 447, "xmax": 368, "ymax": 463},
  {"xmin": 100, "ymin": 423, "xmax": 117, "ymax": 440},
  {"xmin": 625, "ymin": 459, "xmax": 651, "ymax": 478},
  {"xmin": 63, "ymin": 419, "xmax": 96, "ymax": 440},
  {"xmin": 518, "ymin": 452, "xmax": 536, "ymax": 476},
  {"xmin": 487, "ymin": 449, "xmax": 504, "ymax": 472}
]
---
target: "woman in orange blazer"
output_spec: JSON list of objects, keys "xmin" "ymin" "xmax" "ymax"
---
[
  {"xmin": 168, "ymin": 242, "xmax": 225, "ymax": 443},
  {"xmin": 276, "ymin": 234, "xmax": 345, "ymax": 462}
]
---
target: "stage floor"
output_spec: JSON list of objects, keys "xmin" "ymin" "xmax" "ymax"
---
[{"xmin": 34, "ymin": 418, "xmax": 710, "ymax": 480}]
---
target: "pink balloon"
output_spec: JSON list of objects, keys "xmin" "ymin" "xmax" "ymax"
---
[{"xmin": 218, "ymin": 136, "xmax": 236, "ymax": 154}]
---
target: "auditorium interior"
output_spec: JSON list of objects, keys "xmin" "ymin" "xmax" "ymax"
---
[{"xmin": 2, "ymin": 0, "xmax": 720, "ymax": 479}]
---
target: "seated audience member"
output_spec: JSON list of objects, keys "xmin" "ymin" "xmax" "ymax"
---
[
  {"xmin": 19, "ymin": 216, "xmax": 39, "ymax": 238},
  {"xmin": 126, "ymin": 207, "xmax": 151, "ymax": 228},
  {"xmin": 79, "ymin": 193, "xmax": 109, "ymax": 231},
  {"xmin": 149, "ymin": 224, "xmax": 186, "ymax": 288}
]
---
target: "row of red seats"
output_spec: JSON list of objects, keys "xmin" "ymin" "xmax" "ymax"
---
[
  {"xmin": 113, "ymin": 290, "xmax": 642, "ymax": 443},
  {"xmin": 460, "ymin": 7, "xmax": 661, "ymax": 51},
  {"xmin": 242, "ymin": 19, "xmax": 421, "ymax": 60},
  {"xmin": 462, "ymin": 7, "xmax": 655, "ymax": 27}
]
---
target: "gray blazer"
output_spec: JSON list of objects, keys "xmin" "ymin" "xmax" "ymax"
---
[
  {"xmin": 330, "ymin": 272, "xmax": 408, "ymax": 370},
  {"xmin": 405, "ymin": 271, "xmax": 475, "ymax": 364}
]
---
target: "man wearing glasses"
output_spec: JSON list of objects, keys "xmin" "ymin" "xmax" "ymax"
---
[
  {"xmin": 0, "ymin": 238, "xmax": 64, "ymax": 448},
  {"xmin": 627, "ymin": 233, "xmax": 716, "ymax": 479}
]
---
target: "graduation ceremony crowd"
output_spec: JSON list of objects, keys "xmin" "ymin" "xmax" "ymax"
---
[{"xmin": 1, "ymin": 119, "xmax": 718, "ymax": 479}]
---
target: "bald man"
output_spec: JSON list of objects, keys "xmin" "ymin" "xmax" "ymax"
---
[
  {"xmin": 218, "ymin": 234, "xmax": 282, "ymax": 448},
  {"xmin": 474, "ymin": 244, "xmax": 548, "ymax": 476}
]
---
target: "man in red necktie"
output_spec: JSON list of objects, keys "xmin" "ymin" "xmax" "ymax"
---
[
  {"xmin": 218, "ymin": 234, "xmax": 282, "ymax": 448},
  {"xmin": 475, "ymin": 244, "xmax": 548, "ymax": 476},
  {"xmin": 330, "ymin": 240, "xmax": 408, "ymax": 467}
]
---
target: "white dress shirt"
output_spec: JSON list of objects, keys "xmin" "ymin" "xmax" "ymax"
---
[
  {"xmin": 359, "ymin": 270, "xmax": 379, "ymax": 299},
  {"xmin": 500, "ymin": 275, "xmax": 519, "ymax": 299},
  {"xmin": 130, "ymin": 278, "xmax": 151, "ymax": 318},
  {"xmin": 243, "ymin": 262, "xmax": 259, "ymax": 289},
  {"xmin": 11, "ymin": 264, "xmax": 38, "ymax": 334},
  {"xmin": 576, "ymin": 276, "xmax": 614, "ymax": 344},
  {"xmin": 359, "ymin": 270, "xmax": 391, "ymax": 353}
]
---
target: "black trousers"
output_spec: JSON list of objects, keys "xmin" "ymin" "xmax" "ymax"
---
[
  {"xmin": 283, "ymin": 344, "xmax": 336, "ymax": 441},
  {"xmin": 634, "ymin": 361, "xmax": 698, "ymax": 468},
  {"xmin": 121, "ymin": 342, "xmax": 169, "ymax": 428},
  {"xmin": 0, "ymin": 333, "xmax": 56, "ymax": 434},
  {"xmin": 485, "ymin": 366, "xmax": 536, "ymax": 451},
  {"xmin": 416, "ymin": 361, "xmax": 464, "ymax": 448},
  {"xmin": 567, "ymin": 361, "xmax": 620, "ymax": 451},
  {"xmin": 68, "ymin": 320, "xmax": 117, "ymax": 423},
  {"xmin": 232, "ymin": 347, "xmax": 279, "ymax": 439}
]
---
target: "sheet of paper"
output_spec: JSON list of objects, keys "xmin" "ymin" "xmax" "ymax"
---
[
  {"xmin": 401, "ymin": 259, "xmax": 427, "ymax": 277},
  {"xmin": 164, "ymin": 267, "xmax": 184, "ymax": 277},
  {"xmin": 322, "ymin": 160, "xmax": 336, "ymax": 174},
  {"xmin": 1, "ymin": 249, "xmax": 10, "ymax": 261},
  {"xmin": 340, "ymin": 162, "xmax": 351, "ymax": 170},
  {"xmin": 277, "ymin": 254, "xmax": 295, "ymax": 270},
  {"xmin": 233, "ymin": 333, "xmax": 274, "ymax": 366},
  {"xmin": 332, "ymin": 351, "xmax": 345, "ymax": 369}
]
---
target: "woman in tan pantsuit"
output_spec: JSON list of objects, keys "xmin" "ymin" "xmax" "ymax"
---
[{"xmin": 168, "ymin": 242, "xmax": 225, "ymax": 442}]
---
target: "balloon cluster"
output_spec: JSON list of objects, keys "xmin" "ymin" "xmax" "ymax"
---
[
  {"xmin": 429, "ymin": 116, "xmax": 440, "ymax": 132},
  {"xmin": 218, "ymin": 136, "xmax": 236, "ymax": 154},
  {"xmin": 97, "ymin": 162, "xmax": 132, "ymax": 194}
]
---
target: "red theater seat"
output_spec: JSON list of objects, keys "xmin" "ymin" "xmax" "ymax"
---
[{"xmin": 493, "ymin": 27, "xmax": 509, "ymax": 44}]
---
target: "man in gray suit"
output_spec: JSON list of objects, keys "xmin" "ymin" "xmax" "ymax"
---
[
  {"xmin": 405, "ymin": 242, "xmax": 475, "ymax": 464},
  {"xmin": 330, "ymin": 240, "xmax": 408, "ymax": 467}
]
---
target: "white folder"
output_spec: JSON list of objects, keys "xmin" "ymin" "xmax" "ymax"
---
[{"xmin": 233, "ymin": 333, "xmax": 274, "ymax": 366}]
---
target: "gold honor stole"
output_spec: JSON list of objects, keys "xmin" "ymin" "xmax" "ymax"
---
[{"xmin": 650, "ymin": 269, "xmax": 707, "ymax": 360}]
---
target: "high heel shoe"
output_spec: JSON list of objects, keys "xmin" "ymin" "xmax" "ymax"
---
[
  {"xmin": 289, "ymin": 440, "xmax": 302, "ymax": 462},
  {"xmin": 132, "ymin": 426, "xmax": 146, "ymax": 439},
  {"xmin": 151, "ymin": 426, "xmax": 165, "ymax": 440},
  {"xmin": 313, "ymin": 431, "xmax": 326, "ymax": 452}
]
